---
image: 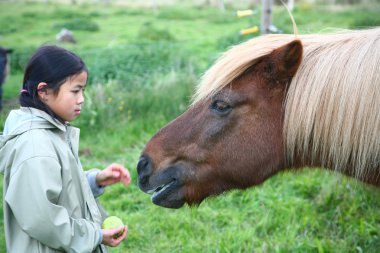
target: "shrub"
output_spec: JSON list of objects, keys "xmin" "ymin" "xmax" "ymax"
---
[
  {"xmin": 157, "ymin": 7, "xmax": 200, "ymax": 20},
  {"xmin": 81, "ymin": 42, "xmax": 192, "ymax": 88},
  {"xmin": 216, "ymin": 32, "xmax": 252, "ymax": 51},
  {"xmin": 9, "ymin": 47, "xmax": 36, "ymax": 73},
  {"xmin": 53, "ymin": 18, "xmax": 99, "ymax": 32},
  {"xmin": 50, "ymin": 9, "xmax": 88, "ymax": 19},
  {"xmin": 137, "ymin": 22, "xmax": 176, "ymax": 42},
  {"xmin": 0, "ymin": 16, "xmax": 20, "ymax": 35},
  {"xmin": 75, "ymin": 43, "xmax": 198, "ymax": 131},
  {"xmin": 350, "ymin": 15, "xmax": 380, "ymax": 28},
  {"xmin": 75, "ymin": 65, "xmax": 196, "ymax": 131}
]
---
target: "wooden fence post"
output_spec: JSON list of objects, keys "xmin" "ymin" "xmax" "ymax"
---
[{"xmin": 261, "ymin": 0, "xmax": 273, "ymax": 34}]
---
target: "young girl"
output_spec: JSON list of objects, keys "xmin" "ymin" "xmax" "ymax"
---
[{"xmin": 0, "ymin": 45, "xmax": 130, "ymax": 252}]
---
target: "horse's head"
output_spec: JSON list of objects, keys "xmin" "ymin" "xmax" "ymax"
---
[{"xmin": 137, "ymin": 39, "xmax": 303, "ymax": 208}]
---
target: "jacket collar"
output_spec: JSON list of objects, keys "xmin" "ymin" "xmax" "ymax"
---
[
  {"xmin": 1, "ymin": 107, "xmax": 68, "ymax": 147},
  {"xmin": 19, "ymin": 107, "xmax": 67, "ymax": 132}
]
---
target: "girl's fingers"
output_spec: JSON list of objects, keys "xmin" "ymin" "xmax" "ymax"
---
[
  {"xmin": 112, "ymin": 165, "xmax": 131, "ymax": 186},
  {"xmin": 112, "ymin": 226, "xmax": 128, "ymax": 246}
]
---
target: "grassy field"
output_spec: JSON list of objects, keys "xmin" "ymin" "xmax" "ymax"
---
[{"xmin": 1, "ymin": 1, "xmax": 380, "ymax": 252}]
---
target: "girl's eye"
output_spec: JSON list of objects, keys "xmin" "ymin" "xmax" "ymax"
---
[{"xmin": 210, "ymin": 100, "xmax": 232, "ymax": 115}]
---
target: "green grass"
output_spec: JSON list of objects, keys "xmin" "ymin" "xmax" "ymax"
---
[{"xmin": 1, "ymin": 1, "xmax": 380, "ymax": 252}]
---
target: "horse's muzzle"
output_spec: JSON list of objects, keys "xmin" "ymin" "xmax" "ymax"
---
[{"xmin": 136, "ymin": 154, "xmax": 186, "ymax": 208}]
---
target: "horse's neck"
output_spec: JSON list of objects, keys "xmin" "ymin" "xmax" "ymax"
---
[{"xmin": 290, "ymin": 157, "xmax": 380, "ymax": 187}]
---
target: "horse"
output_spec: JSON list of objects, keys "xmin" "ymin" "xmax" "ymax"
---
[{"xmin": 137, "ymin": 27, "xmax": 380, "ymax": 209}]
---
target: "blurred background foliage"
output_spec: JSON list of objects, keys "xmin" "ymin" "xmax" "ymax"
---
[{"xmin": 0, "ymin": 0, "xmax": 380, "ymax": 252}]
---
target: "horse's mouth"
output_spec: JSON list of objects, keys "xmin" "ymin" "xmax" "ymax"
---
[
  {"xmin": 151, "ymin": 180, "xmax": 175, "ymax": 200},
  {"xmin": 137, "ymin": 155, "xmax": 188, "ymax": 208},
  {"xmin": 147, "ymin": 179, "xmax": 185, "ymax": 208}
]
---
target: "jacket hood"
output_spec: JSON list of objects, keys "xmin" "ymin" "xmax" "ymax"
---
[{"xmin": 0, "ymin": 107, "xmax": 67, "ymax": 153}]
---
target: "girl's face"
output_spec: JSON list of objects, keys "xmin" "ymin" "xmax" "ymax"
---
[{"xmin": 43, "ymin": 71, "xmax": 87, "ymax": 122}]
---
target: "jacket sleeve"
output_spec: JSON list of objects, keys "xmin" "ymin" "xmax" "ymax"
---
[
  {"xmin": 5, "ymin": 156, "xmax": 102, "ymax": 253},
  {"xmin": 85, "ymin": 169, "xmax": 106, "ymax": 197}
]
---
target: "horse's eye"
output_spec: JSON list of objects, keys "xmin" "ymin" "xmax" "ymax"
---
[{"xmin": 210, "ymin": 100, "xmax": 232, "ymax": 115}]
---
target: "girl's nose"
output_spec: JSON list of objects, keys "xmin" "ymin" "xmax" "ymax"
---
[{"xmin": 78, "ymin": 91, "xmax": 85, "ymax": 104}]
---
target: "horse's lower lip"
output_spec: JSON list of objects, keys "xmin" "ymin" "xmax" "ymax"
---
[
  {"xmin": 151, "ymin": 180, "xmax": 176, "ymax": 198},
  {"xmin": 150, "ymin": 180, "xmax": 185, "ymax": 208}
]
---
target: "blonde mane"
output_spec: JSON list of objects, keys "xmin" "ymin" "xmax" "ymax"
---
[{"xmin": 194, "ymin": 27, "xmax": 380, "ymax": 178}]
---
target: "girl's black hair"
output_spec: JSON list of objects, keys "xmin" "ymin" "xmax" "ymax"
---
[{"xmin": 20, "ymin": 45, "xmax": 88, "ymax": 121}]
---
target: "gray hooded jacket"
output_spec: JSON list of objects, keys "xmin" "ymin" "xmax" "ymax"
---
[{"xmin": 0, "ymin": 107, "xmax": 108, "ymax": 253}]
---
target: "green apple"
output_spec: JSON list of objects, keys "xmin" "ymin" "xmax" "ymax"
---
[{"xmin": 102, "ymin": 216, "xmax": 124, "ymax": 238}]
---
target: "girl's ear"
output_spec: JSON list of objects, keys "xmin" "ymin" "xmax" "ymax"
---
[{"xmin": 37, "ymin": 82, "xmax": 48, "ymax": 100}]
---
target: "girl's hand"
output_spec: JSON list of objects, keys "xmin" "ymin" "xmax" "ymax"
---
[
  {"xmin": 102, "ymin": 225, "xmax": 128, "ymax": 247},
  {"xmin": 96, "ymin": 163, "xmax": 131, "ymax": 187}
]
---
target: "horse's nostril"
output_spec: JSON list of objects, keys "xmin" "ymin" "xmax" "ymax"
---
[
  {"xmin": 137, "ymin": 155, "xmax": 153, "ymax": 185},
  {"xmin": 137, "ymin": 156, "xmax": 148, "ymax": 174}
]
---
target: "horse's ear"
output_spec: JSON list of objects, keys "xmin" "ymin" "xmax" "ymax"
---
[{"xmin": 262, "ymin": 40, "xmax": 303, "ymax": 83}]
